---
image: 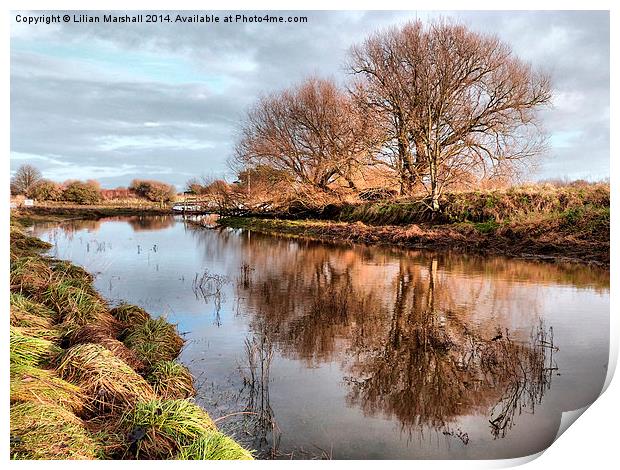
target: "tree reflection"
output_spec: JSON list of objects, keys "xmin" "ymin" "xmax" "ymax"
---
[
  {"xmin": 234, "ymin": 235, "xmax": 560, "ymax": 440},
  {"xmin": 124, "ymin": 215, "xmax": 175, "ymax": 231}
]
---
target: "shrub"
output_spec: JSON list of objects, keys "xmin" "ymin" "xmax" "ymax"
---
[
  {"xmin": 28, "ymin": 179, "xmax": 64, "ymax": 201},
  {"xmin": 62, "ymin": 180, "xmax": 102, "ymax": 204},
  {"xmin": 129, "ymin": 179, "xmax": 176, "ymax": 204}
]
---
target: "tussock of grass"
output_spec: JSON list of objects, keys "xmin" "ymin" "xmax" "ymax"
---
[
  {"xmin": 10, "ymin": 364, "xmax": 87, "ymax": 414},
  {"xmin": 122, "ymin": 399, "xmax": 216, "ymax": 459},
  {"xmin": 10, "ymin": 228, "xmax": 52, "ymax": 259},
  {"xmin": 123, "ymin": 318, "xmax": 184, "ymax": 366},
  {"xmin": 10, "ymin": 402, "xmax": 100, "ymax": 460},
  {"xmin": 43, "ymin": 280, "xmax": 111, "ymax": 328},
  {"xmin": 10, "ymin": 294, "xmax": 63, "ymax": 341},
  {"xmin": 11, "ymin": 324, "xmax": 62, "ymax": 343},
  {"xmin": 110, "ymin": 303, "xmax": 150, "ymax": 326},
  {"xmin": 10, "ymin": 256, "xmax": 53, "ymax": 294},
  {"xmin": 10, "ymin": 293, "xmax": 57, "ymax": 320},
  {"xmin": 57, "ymin": 344, "xmax": 155, "ymax": 412},
  {"xmin": 11, "ymin": 305, "xmax": 53, "ymax": 330},
  {"xmin": 51, "ymin": 260, "xmax": 93, "ymax": 283},
  {"xmin": 70, "ymin": 324, "xmax": 144, "ymax": 371},
  {"xmin": 147, "ymin": 361, "xmax": 195, "ymax": 399},
  {"xmin": 10, "ymin": 328, "xmax": 61, "ymax": 368},
  {"xmin": 178, "ymin": 433, "xmax": 253, "ymax": 460}
]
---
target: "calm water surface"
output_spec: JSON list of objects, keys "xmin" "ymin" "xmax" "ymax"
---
[{"xmin": 32, "ymin": 215, "xmax": 609, "ymax": 460}]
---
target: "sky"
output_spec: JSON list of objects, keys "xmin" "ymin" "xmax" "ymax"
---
[{"xmin": 10, "ymin": 10, "xmax": 610, "ymax": 189}]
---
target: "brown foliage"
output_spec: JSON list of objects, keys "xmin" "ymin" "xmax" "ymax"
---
[{"xmin": 349, "ymin": 19, "xmax": 551, "ymax": 208}]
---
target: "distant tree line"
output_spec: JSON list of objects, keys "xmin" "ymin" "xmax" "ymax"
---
[
  {"xmin": 10, "ymin": 164, "xmax": 176, "ymax": 206},
  {"xmin": 229, "ymin": 19, "xmax": 551, "ymax": 211}
]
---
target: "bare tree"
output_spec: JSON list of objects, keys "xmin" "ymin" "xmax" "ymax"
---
[
  {"xmin": 234, "ymin": 77, "xmax": 382, "ymax": 195},
  {"xmin": 349, "ymin": 19, "xmax": 551, "ymax": 210},
  {"xmin": 11, "ymin": 164, "xmax": 42, "ymax": 196}
]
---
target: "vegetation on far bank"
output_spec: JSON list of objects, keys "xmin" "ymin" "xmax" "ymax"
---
[
  {"xmin": 219, "ymin": 182, "xmax": 609, "ymax": 266},
  {"xmin": 9, "ymin": 218, "xmax": 253, "ymax": 460}
]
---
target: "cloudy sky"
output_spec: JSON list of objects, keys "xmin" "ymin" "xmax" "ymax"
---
[{"xmin": 10, "ymin": 10, "xmax": 609, "ymax": 189}]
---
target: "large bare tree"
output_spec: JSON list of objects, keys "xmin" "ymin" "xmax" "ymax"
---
[
  {"xmin": 349, "ymin": 20, "xmax": 551, "ymax": 209},
  {"xmin": 11, "ymin": 164, "xmax": 43, "ymax": 196},
  {"xmin": 234, "ymin": 77, "xmax": 381, "ymax": 195}
]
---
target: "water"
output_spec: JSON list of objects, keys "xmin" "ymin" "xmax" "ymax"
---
[{"xmin": 32, "ymin": 215, "xmax": 609, "ymax": 460}]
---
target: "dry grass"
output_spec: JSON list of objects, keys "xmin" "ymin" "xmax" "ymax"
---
[
  {"xmin": 10, "ymin": 292, "xmax": 57, "ymax": 320},
  {"xmin": 110, "ymin": 303, "xmax": 150, "ymax": 326},
  {"xmin": 123, "ymin": 318, "xmax": 185, "ymax": 367},
  {"xmin": 69, "ymin": 324, "xmax": 145, "ymax": 371},
  {"xmin": 147, "ymin": 361, "xmax": 195, "ymax": 399},
  {"xmin": 57, "ymin": 344, "xmax": 155, "ymax": 412},
  {"xmin": 10, "ymin": 402, "xmax": 100, "ymax": 460},
  {"xmin": 9, "ymin": 228, "xmax": 52, "ymax": 260},
  {"xmin": 10, "ymin": 256, "xmax": 53, "ymax": 294}
]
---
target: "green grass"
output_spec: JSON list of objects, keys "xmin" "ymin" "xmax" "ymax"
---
[
  {"xmin": 122, "ymin": 399, "xmax": 214, "ymax": 459},
  {"xmin": 10, "ymin": 292, "xmax": 57, "ymax": 320},
  {"xmin": 10, "ymin": 327, "xmax": 61, "ymax": 368},
  {"xmin": 178, "ymin": 433, "xmax": 253, "ymax": 460},
  {"xmin": 43, "ymin": 280, "xmax": 110, "ymax": 328}
]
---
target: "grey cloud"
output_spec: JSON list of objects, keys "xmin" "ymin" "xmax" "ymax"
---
[{"xmin": 10, "ymin": 10, "xmax": 609, "ymax": 188}]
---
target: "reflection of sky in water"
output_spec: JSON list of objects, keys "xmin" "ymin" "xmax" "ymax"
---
[{"xmin": 34, "ymin": 216, "xmax": 609, "ymax": 460}]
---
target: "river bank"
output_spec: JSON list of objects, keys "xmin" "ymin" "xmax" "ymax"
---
[
  {"xmin": 218, "ymin": 212, "xmax": 609, "ymax": 266},
  {"xmin": 9, "ymin": 217, "xmax": 253, "ymax": 460}
]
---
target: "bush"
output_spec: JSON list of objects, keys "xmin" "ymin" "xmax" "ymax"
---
[
  {"xmin": 62, "ymin": 181, "xmax": 102, "ymax": 204},
  {"xmin": 129, "ymin": 179, "xmax": 176, "ymax": 203},
  {"xmin": 28, "ymin": 180, "xmax": 64, "ymax": 201}
]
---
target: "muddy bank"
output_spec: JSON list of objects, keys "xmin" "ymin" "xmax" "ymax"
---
[
  {"xmin": 218, "ymin": 217, "xmax": 609, "ymax": 267},
  {"xmin": 9, "ymin": 218, "xmax": 252, "ymax": 460}
]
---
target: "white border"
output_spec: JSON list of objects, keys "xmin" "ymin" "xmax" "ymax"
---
[{"xmin": 2, "ymin": 1, "xmax": 616, "ymax": 468}]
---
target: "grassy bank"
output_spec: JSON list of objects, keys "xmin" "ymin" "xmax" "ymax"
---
[
  {"xmin": 219, "ymin": 185, "xmax": 609, "ymax": 266},
  {"xmin": 9, "ymin": 220, "xmax": 252, "ymax": 460}
]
